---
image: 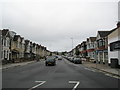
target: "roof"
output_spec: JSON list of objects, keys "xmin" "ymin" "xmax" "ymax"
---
[
  {"xmin": 89, "ymin": 37, "xmax": 96, "ymax": 42},
  {"xmin": 2, "ymin": 29, "xmax": 9, "ymax": 37},
  {"xmin": 33, "ymin": 43, "xmax": 36, "ymax": 47},
  {"xmin": 81, "ymin": 41, "xmax": 87, "ymax": 46},
  {"xmin": 25, "ymin": 40, "xmax": 30, "ymax": 44},
  {"xmin": 9, "ymin": 31, "xmax": 16, "ymax": 38},
  {"xmin": 21, "ymin": 37, "xmax": 24, "ymax": 39},
  {"xmin": 13, "ymin": 35, "xmax": 21, "ymax": 41},
  {"xmin": 98, "ymin": 31, "xmax": 111, "ymax": 37},
  {"xmin": 87, "ymin": 37, "xmax": 96, "ymax": 42},
  {"xmin": 98, "ymin": 22, "xmax": 120, "ymax": 37}
]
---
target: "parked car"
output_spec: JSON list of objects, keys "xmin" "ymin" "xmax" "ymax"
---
[
  {"xmin": 68, "ymin": 57, "xmax": 73, "ymax": 61},
  {"xmin": 69, "ymin": 57, "xmax": 74, "ymax": 62},
  {"xmin": 58, "ymin": 56, "xmax": 62, "ymax": 60},
  {"xmin": 73, "ymin": 58, "xmax": 82, "ymax": 64},
  {"xmin": 45, "ymin": 58, "xmax": 56, "ymax": 66}
]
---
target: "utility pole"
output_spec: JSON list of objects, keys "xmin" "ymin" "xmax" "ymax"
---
[{"xmin": 70, "ymin": 37, "xmax": 73, "ymax": 56}]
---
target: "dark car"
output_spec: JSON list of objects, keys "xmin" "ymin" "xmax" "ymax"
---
[
  {"xmin": 73, "ymin": 58, "xmax": 82, "ymax": 64},
  {"xmin": 45, "ymin": 58, "xmax": 56, "ymax": 66}
]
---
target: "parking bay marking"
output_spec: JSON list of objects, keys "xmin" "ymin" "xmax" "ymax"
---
[
  {"xmin": 69, "ymin": 81, "xmax": 80, "ymax": 90},
  {"xmin": 28, "ymin": 81, "xmax": 46, "ymax": 90}
]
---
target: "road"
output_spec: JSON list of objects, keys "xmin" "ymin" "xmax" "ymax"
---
[{"xmin": 2, "ymin": 58, "xmax": 120, "ymax": 90}]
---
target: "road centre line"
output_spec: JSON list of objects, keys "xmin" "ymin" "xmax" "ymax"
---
[
  {"xmin": 69, "ymin": 81, "xmax": 80, "ymax": 90},
  {"xmin": 28, "ymin": 81, "xmax": 46, "ymax": 90}
]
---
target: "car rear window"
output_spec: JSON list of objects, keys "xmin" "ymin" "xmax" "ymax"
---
[{"xmin": 47, "ymin": 59, "xmax": 54, "ymax": 61}]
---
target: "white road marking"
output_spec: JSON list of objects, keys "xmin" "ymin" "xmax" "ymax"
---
[
  {"xmin": 69, "ymin": 81, "xmax": 80, "ymax": 90},
  {"xmin": 28, "ymin": 81, "xmax": 46, "ymax": 90}
]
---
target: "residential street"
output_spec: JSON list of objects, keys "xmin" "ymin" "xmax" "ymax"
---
[
  {"xmin": 2, "ymin": 58, "xmax": 119, "ymax": 90},
  {"xmin": 1, "ymin": 1, "xmax": 120, "ymax": 90}
]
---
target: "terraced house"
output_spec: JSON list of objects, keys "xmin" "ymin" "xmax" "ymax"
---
[
  {"xmin": 108, "ymin": 22, "xmax": 120, "ymax": 68},
  {"xmin": 96, "ymin": 31, "xmax": 111, "ymax": 64},
  {"xmin": 24, "ymin": 40, "xmax": 30, "ymax": 60},
  {"xmin": 86, "ymin": 37, "xmax": 96, "ymax": 61},
  {"xmin": 9, "ymin": 31, "xmax": 16, "ymax": 63},
  {"xmin": 39, "ymin": 45, "xmax": 43, "ymax": 58},
  {"xmin": 2, "ymin": 29, "xmax": 11, "ymax": 63},
  {"xmin": 41, "ymin": 46, "xmax": 46, "ymax": 58},
  {"xmin": 36, "ymin": 44, "xmax": 41, "ymax": 60},
  {"xmin": 0, "ymin": 29, "xmax": 51, "ymax": 64},
  {"xmin": 80, "ymin": 41, "xmax": 87, "ymax": 58},
  {"xmin": 19, "ymin": 37, "xmax": 25, "ymax": 61},
  {"xmin": 11, "ymin": 35, "xmax": 22, "ymax": 62},
  {"xmin": 0, "ymin": 30, "xmax": 2, "ymax": 63},
  {"xmin": 46, "ymin": 50, "xmax": 51, "ymax": 56},
  {"xmin": 30, "ymin": 41, "xmax": 33, "ymax": 59},
  {"xmin": 32, "ymin": 43, "xmax": 37, "ymax": 60}
]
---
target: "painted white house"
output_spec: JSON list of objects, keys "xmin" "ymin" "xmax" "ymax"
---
[{"xmin": 108, "ymin": 25, "xmax": 120, "ymax": 67}]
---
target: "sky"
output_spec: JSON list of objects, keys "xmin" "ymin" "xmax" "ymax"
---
[{"xmin": 1, "ymin": 0, "xmax": 119, "ymax": 52}]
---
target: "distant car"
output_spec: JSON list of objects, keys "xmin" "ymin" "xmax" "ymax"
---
[
  {"xmin": 73, "ymin": 58, "xmax": 82, "ymax": 64},
  {"xmin": 58, "ymin": 56, "xmax": 62, "ymax": 60},
  {"xmin": 45, "ymin": 58, "xmax": 56, "ymax": 66}
]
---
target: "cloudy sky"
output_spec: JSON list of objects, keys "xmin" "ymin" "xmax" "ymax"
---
[{"xmin": 1, "ymin": 0, "xmax": 119, "ymax": 52}]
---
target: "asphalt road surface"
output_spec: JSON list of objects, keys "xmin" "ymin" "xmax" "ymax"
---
[{"xmin": 2, "ymin": 58, "xmax": 120, "ymax": 90}]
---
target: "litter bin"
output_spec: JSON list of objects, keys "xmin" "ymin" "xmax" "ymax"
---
[{"xmin": 110, "ymin": 58, "xmax": 118, "ymax": 68}]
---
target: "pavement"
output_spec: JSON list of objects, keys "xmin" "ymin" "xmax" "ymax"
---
[
  {"xmin": 82, "ymin": 61, "xmax": 120, "ymax": 77},
  {"xmin": 0, "ymin": 61, "xmax": 36, "ymax": 70},
  {"xmin": 2, "ymin": 58, "xmax": 120, "ymax": 89},
  {"xmin": 0, "ymin": 59, "xmax": 45, "ymax": 70}
]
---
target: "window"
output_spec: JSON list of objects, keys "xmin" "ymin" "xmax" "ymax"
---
[
  {"xmin": 110, "ymin": 40, "xmax": 120, "ymax": 51},
  {"xmin": 2, "ymin": 39, "xmax": 3, "ymax": 46},
  {"xmin": 1, "ymin": 51, "xmax": 3, "ymax": 58},
  {"xmin": 4, "ymin": 50, "xmax": 5, "ymax": 59},
  {"xmin": 4, "ymin": 39, "xmax": 6, "ymax": 46},
  {"xmin": 5, "ymin": 39, "xmax": 7, "ymax": 47}
]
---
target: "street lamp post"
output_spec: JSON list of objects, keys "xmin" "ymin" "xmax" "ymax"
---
[{"xmin": 70, "ymin": 37, "xmax": 73, "ymax": 56}]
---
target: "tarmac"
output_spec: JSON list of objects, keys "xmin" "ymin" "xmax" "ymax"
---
[{"xmin": 1, "ymin": 59, "xmax": 120, "ymax": 78}]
